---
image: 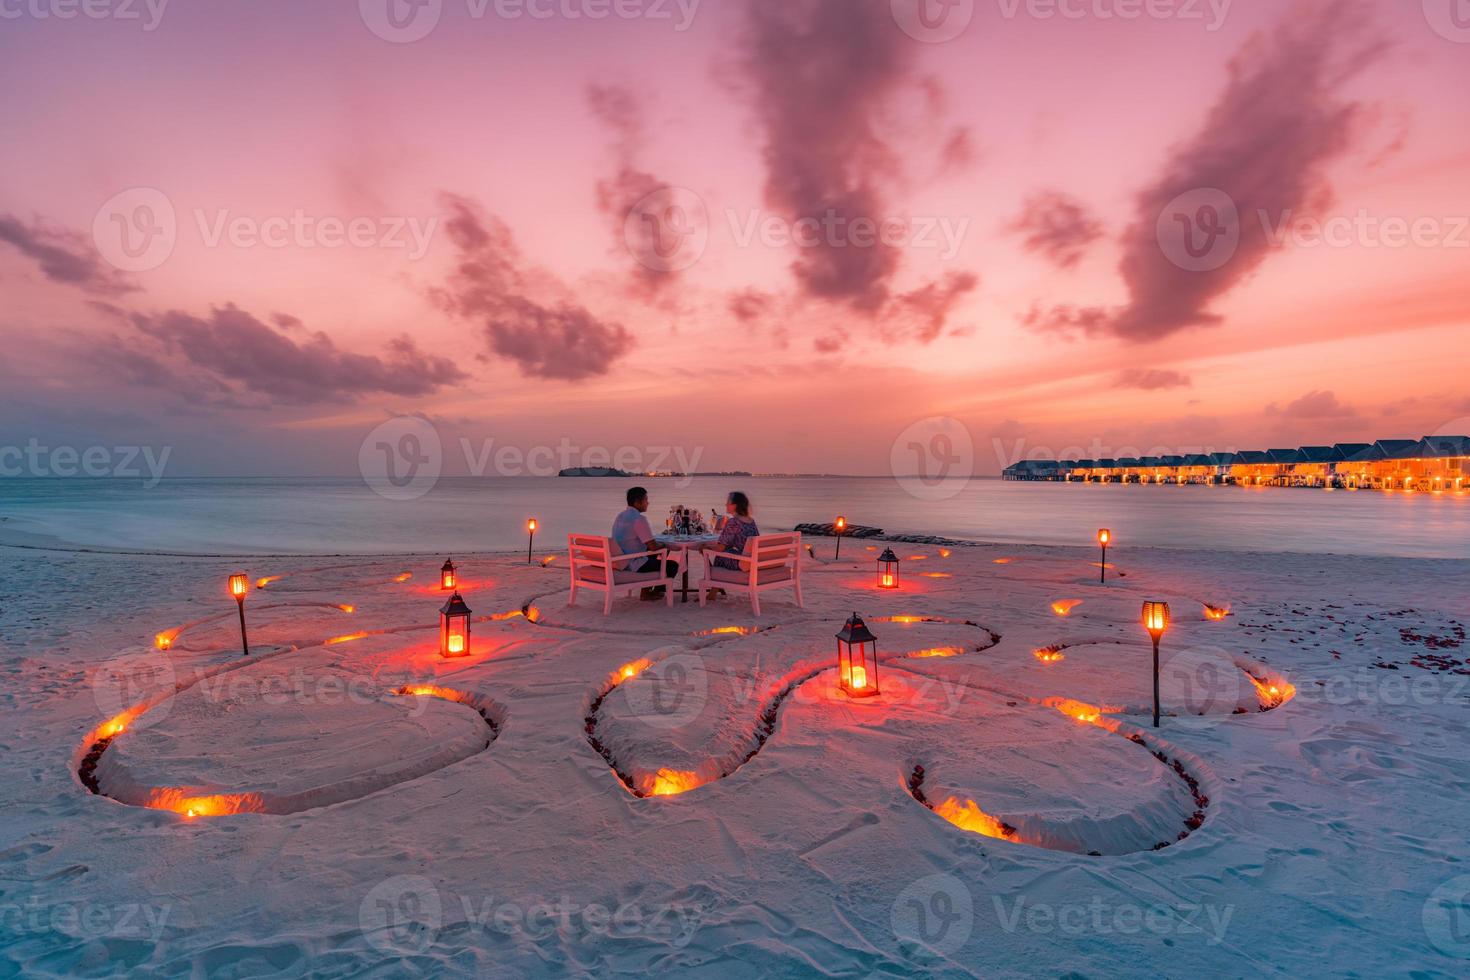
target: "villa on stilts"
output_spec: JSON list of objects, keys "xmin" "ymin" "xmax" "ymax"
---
[{"xmin": 1003, "ymin": 435, "xmax": 1470, "ymax": 492}]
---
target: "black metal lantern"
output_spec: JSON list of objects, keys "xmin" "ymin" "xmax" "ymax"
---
[
  {"xmin": 877, "ymin": 548, "xmax": 900, "ymax": 590},
  {"xmin": 836, "ymin": 612, "xmax": 879, "ymax": 698},
  {"xmin": 440, "ymin": 558, "xmax": 457, "ymax": 591},
  {"xmin": 440, "ymin": 592, "xmax": 472, "ymax": 658}
]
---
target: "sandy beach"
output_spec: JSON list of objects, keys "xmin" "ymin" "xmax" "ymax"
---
[{"xmin": 3, "ymin": 529, "xmax": 1467, "ymax": 977}]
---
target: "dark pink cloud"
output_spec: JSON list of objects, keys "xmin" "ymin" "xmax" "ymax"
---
[
  {"xmin": 1032, "ymin": 3, "xmax": 1386, "ymax": 343},
  {"xmin": 130, "ymin": 305, "xmax": 465, "ymax": 405},
  {"xmin": 886, "ymin": 272, "xmax": 978, "ymax": 344},
  {"xmin": 0, "ymin": 213, "xmax": 135, "ymax": 296},
  {"xmin": 587, "ymin": 84, "xmax": 678, "ymax": 299},
  {"xmin": 737, "ymin": 0, "xmax": 976, "ymax": 342},
  {"xmin": 1008, "ymin": 191, "xmax": 1104, "ymax": 270},
  {"xmin": 729, "ymin": 288, "xmax": 773, "ymax": 323},
  {"xmin": 738, "ymin": 0, "xmax": 910, "ymax": 311},
  {"xmin": 1269, "ymin": 389, "xmax": 1360, "ymax": 420},
  {"xmin": 436, "ymin": 194, "xmax": 635, "ymax": 381},
  {"xmin": 1114, "ymin": 368, "xmax": 1192, "ymax": 391}
]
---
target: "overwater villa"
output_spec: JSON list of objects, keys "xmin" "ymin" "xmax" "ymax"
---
[{"xmin": 1004, "ymin": 436, "xmax": 1470, "ymax": 491}]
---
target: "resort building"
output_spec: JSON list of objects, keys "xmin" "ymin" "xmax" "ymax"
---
[{"xmin": 1003, "ymin": 435, "xmax": 1470, "ymax": 491}]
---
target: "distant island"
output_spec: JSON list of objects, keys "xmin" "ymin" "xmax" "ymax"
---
[{"xmin": 558, "ymin": 468, "xmax": 756, "ymax": 478}]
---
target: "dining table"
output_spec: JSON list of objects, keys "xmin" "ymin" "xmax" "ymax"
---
[{"xmin": 654, "ymin": 532, "xmax": 719, "ymax": 603}]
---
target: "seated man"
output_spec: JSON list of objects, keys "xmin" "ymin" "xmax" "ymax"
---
[{"xmin": 611, "ymin": 486, "xmax": 679, "ymax": 598}]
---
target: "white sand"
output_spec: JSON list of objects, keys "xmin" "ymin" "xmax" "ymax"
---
[{"xmin": 1, "ymin": 535, "xmax": 1468, "ymax": 976}]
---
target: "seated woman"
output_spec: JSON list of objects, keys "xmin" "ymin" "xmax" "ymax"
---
[{"xmin": 701, "ymin": 491, "xmax": 759, "ymax": 573}]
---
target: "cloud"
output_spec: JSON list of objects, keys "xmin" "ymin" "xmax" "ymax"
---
[
  {"xmin": 1008, "ymin": 191, "xmax": 1104, "ymax": 269},
  {"xmin": 1113, "ymin": 368, "xmax": 1192, "ymax": 391},
  {"xmin": 885, "ymin": 272, "xmax": 979, "ymax": 344},
  {"xmin": 1021, "ymin": 303, "xmax": 1112, "ymax": 338},
  {"xmin": 738, "ymin": 0, "xmax": 911, "ymax": 311},
  {"xmin": 1268, "ymin": 389, "xmax": 1360, "ymax": 420},
  {"xmin": 588, "ymin": 84, "xmax": 682, "ymax": 300},
  {"xmin": 436, "ymin": 194, "xmax": 635, "ymax": 381},
  {"xmin": 0, "ymin": 213, "xmax": 136, "ymax": 296},
  {"xmin": 129, "ymin": 305, "xmax": 466, "ymax": 405},
  {"xmin": 1029, "ymin": 3, "xmax": 1386, "ymax": 342},
  {"xmin": 736, "ymin": 0, "xmax": 976, "ymax": 342},
  {"xmin": 728, "ymin": 288, "xmax": 773, "ymax": 323}
]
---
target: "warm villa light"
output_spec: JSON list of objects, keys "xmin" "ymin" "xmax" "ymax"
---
[
  {"xmin": 877, "ymin": 548, "xmax": 900, "ymax": 590},
  {"xmin": 836, "ymin": 612, "xmax": 879, "ymax": 698},
  {"xmin": 1141, "ymin": 600, "xmax": 1170, "ymax": 728},
  {"xmin": 440, "ymin": 592, "xmax": 472, "ymax": 658},
  {"xmin": 440, "ymin": 558, "xmax": 457, "ymax": 591}
]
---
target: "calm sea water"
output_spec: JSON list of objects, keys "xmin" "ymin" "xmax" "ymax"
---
[{"xmin": 0, "ymin": 477, "xmax": 1466, "ymax": 559}]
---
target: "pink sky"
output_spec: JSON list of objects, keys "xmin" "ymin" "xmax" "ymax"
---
[{"xmin": 1, "ymin": 0, "xmax": 1467, "ymax": 477}]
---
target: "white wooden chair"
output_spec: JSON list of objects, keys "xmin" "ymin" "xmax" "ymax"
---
[
  {"xmin": 567, "ymin": 535, "xmax": 675, "ymax": 615},
  {"xmin": 698, "ymin": 532, "xmax": 803, "ymax": 617}
]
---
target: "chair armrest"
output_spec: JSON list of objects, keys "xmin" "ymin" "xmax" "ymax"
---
[
  {"xmin": 701, "ymin": 548, "xmax": 751, "ymax": 568},
  {"xmin": 609, "ymin": 549, "xmax": 669, "ymax": 566}
]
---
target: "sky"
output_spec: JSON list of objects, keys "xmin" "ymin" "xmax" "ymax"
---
[{"xmin": 1, "ymin": 0, "xmax": 1468, "ymax": 479}]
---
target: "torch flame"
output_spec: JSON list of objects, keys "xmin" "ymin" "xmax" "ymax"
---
[
  {"xmin": 933, "ymin": 797, "xmax": 1015, "ymax": 841},
  {"xmin": 615, "ymin": 658, "xmax": 653, "ymax": 683},
  {"xmin": 144, "ymin": 788, "xmax": 265, "ymax": 818},
  {"xmin": 912, "ymin": 646, "xmax": 963, "ymax": 658},
  {"xmin": 1044, "ymin": 697, "xmax": 1104, "ymax": 724},
  {"xmin": 1051, "ymin": 599, "xmax": 1082, "ymax": 617},
  {"xmin": 645, "ymin": 769, "xmax": 703, "ymax": 797},
  {"xmin": 1247, "ymin": 674, "xmax": 1295, "ymax": 709}
]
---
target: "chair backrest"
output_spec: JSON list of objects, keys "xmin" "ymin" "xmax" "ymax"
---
[
  {"xmin": 750, "ymin": 533, "xmax": 801, "ymax": 575},
  {"xmin": 568, "ymin": 534, "xmax": 612, "ymax": 570}
]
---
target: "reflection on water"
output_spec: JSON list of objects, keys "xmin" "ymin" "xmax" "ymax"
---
[{"xmin": 0, "ymin": 477, "xmax": 1466, "ymax": 559}]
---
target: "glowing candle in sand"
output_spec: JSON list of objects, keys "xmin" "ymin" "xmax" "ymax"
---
[
  {"xmin": 440, "ymin": 558, "xmax": 457, "ymax": 591},
  {"xmin": 440, "ymin": 592, "xmax": 472, "ymax": 658},
  {"xmin": 228, "ymin": 573, "xmax": 251, "ymax": 658},
  {"xmin": 836, "ymin": 612, "xmax": 879, "ymax": 698},
  {"xmin": 1141, "ymin": 600, "xmax": 1170, "ymax": 728},
  {"xmin": 877, "ymin": 548, "xmax": 900, "ymax": 590}
]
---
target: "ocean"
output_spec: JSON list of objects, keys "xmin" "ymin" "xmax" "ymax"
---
[{"xmin": 0, "ymin": 476, "xmax": 1466, "ymax": 559}]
